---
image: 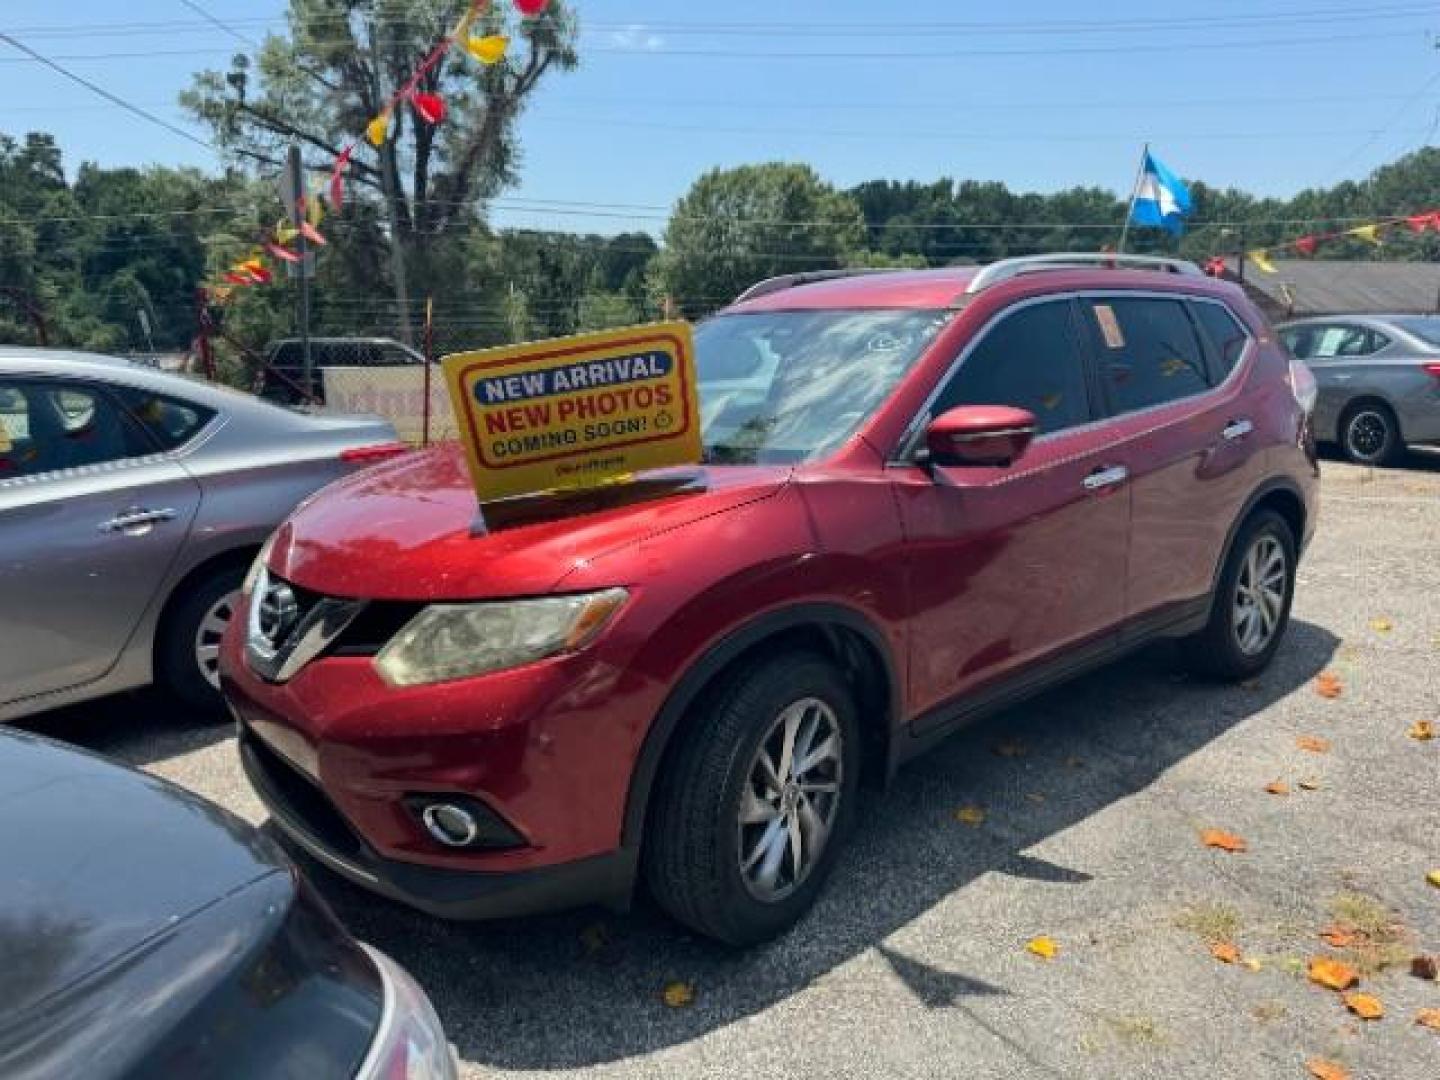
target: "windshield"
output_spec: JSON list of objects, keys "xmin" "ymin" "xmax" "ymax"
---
[
  {"xmin": 693, "ymin": 309, "xmax": 950, "ymax": 464},
  {"xmin": 1394, "ymin": 317, "xmax": 1440, "ymax": 347}
]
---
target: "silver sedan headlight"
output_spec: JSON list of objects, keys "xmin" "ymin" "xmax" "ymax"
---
[{"xmin": 373, "ymin": 589, "xmax": 628, "ymax": 688}]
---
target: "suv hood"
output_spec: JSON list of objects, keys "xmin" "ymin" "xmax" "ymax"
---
[
  {"xmin": 0, "ymin": 730, "xmax": 288, "ymax": 1022},
  {"xmin": 270, "ymin": 442, "xmax": 791, "ymax": 599}
]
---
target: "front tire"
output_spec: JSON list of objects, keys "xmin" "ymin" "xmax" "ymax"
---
[
  {"xmin": 156, "ymin": 567, "xmax": 245, "ymax": 715},
  {"xmin": 1184, "ymin": 509, "xmax": 1296, "ymax": 681},
  {"xmin": 1340, "ymin": 401, "xmax": 1401, "ymax": 466},
  {"xmin": 644, "ymin": 651, "xmax": 860, "ymax": 946}
]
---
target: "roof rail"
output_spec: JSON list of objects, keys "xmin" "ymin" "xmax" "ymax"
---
[
  {"xmin": 733, "ymin": 268, "xmax": 900, "ymax": 304},
  {"xmin": 964, "ymin": 253, "xmax": 1204, "ymax": 295}
]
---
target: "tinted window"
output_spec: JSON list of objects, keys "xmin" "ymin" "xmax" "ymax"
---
[
  {"xmin": 270, "ymin": 342, "xmax": 301, "ymax": 366},
  {"xmin": 1304, "ymin": 324, "xmax": 1385, "ymax": 359},
  {"xmin": 1191, "ymin": 301, "xmax": 1249, "ymax": 379},
  {"xmin": 0, "ymin": 380, "xmax": 154, "ymax": 479},
  {"xmin": 1280, "ymin": 328, "xmax": 1312, "ymax": 358},
  {"xmin": 695, "ymin": 308, "xmax": 951, "ymax": 464},
  {"xmin": 933, "ymin": 300, "xmax": 1090, "ymax": 435},
  {"xmin": 1084, "ymin": 298, "xmax": 1210, "ymax": 414},
  {"xmin": 113, "ymin": 387, "xmax": 216, "ymax": 451}
]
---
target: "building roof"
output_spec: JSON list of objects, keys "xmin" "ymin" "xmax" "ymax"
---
[{"xmin": 1239, "ymin": 260, "xmax": 1440, "ymax": 317}]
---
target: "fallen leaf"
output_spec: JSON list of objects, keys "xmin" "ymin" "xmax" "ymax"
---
[
  {"xmin": 1408, "ymin": 719, "xmax": 1435, "ymax": 741},
  {"xmin": 954, "ymin": 805, "xmax": 986, "ymax": 826},
  {"xmin": 1306, "ymin": 1059, "xmax": 1350, "ymax": 1080},
  {"xmin": 1308, "ymin": 956, "xmax": 1360, "ymax": 991},
  {"xmin": 1320, "ymin": 925, "xmax": 1358, "ymax": 948},
  {"xmin": 1369, "ymin": 617, "xmax": 1393, "ymax": 633},
  {"xmin": 1342, "ymin": 991, "xmax": 1383, "ymax": 1019},
  {"xmin": 1297, "ymin": 735, "xmax": 1332, "ymax": 754},
  {"xmin": 1428, "ymin": 869, "xmax": 1440, "ymax": 889},
  {"xmin": 992, "ymin": 739, "xmax": 1028, "ymax": 758},
  {"xmin": 1200, "ymin": 828, "xmax": 1248, "ymax": 853},
  {"xmin": 1411, "ymin": 955, "xmax": 1438, "ymax": 980},
  {"xmin": 661, "ymin": 981, "xmax": 695, "ymax": 1008},
  {"xmin": 1026, "ymin": 936, "xmax": 1059, "ymax": 960},
  {"xmin": 1298, "ymin": 777, "xmax": 1322, "ymax": 791},
  {"xmin": 1315, "ymin": 671, "xmax": 1344, "ymax": 699},
  {"xmin": 1265, "ymin": 779, "xmax": 1290, "ymax": 796},
  {"xmin": 1417, "ymin": 1007, "xmax": 1440, "ymax": 1030},
  {"xmin": 1211, "ymin": 941, "xmax": 1241, "ymax": 964},
  {"xmin": 1242, "ymin": 957, "xmax": 1264, "ymax": 972}
]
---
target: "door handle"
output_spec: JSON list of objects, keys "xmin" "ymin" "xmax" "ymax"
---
[
  {"xmin": 99, "ymin": 507, "xmax": 176, "ymax": 533},
  {"xmin": 1082, "ymin": 464, "xmax": 1128, "ymax": 491},
  {"xmin": 1221, "ymin": 419, "xmax": 1254, "ymax": 441}
]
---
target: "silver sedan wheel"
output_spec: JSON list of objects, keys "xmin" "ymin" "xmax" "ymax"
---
[
  {"xmin": 194, "ymin": 591, "xmax": 239, "ymax": 690},
  {"xmin": 737, "ymin": 696, "xmax": 843, "ymax": 903},
  {"xmin": 1345, "ymin": 409, "xmax": 1390, "ymax": 462},
  {"xmin": 1232, "ymin": 535, "xmax": 1287, "ymax": 655}
]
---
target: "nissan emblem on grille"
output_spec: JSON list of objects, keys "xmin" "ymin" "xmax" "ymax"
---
[{"xmin": 257, "ymin": 580, "xmax": 300, "ymax": 647}]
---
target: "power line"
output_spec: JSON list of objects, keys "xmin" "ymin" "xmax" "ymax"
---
[{"xmin": 0, "ymin": 32, "xmax": 217, "ymax": 154}]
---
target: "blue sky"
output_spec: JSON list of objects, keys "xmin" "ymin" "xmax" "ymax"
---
[{"xmin": 3, "ymin": 0, "xmax": 1440, "ymax": 234}]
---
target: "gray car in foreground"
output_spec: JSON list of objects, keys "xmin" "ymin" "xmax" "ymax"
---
[
  {"xmin": 0, "ymin": 349, "xmax": 404, "ymax": 722},
  {"xmin": 1278, "ymin": 314, "xmax": 1440, "ymax": 464}
]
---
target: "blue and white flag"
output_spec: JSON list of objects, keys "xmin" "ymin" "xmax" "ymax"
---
[{"xmin": 1129, "ymin": 150, "xmax": 1192, "ymax": 235}]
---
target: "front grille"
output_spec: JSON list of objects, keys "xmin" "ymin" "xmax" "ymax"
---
[
  {"xmin": 330, "ymin": 601, "xmax": 425, "ymax": 656},
  {"xmin": 241, "ymin": 730, "xmax": 366, "ymax": 862}
]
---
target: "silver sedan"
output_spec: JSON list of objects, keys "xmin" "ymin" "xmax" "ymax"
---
[
  {"xmin": 1, "ymin": 349, "xmax": 403, "ymax": 722},
  {"xmin": 1278, "ymin": 314, "xmax": 1440, "ymax": 465}
]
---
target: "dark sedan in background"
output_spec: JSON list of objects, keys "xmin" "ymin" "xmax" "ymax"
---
[
  {"xmin": 0, "ymin": 348, "xmax": 406, "ymax": 722},
  {"xmin": 1278, "ymin": 314, "xmax": 1440, "ymax": 464},
  {"xmin": 0, "ymin": 727, "xmax": 455, "ymax": 1079}
]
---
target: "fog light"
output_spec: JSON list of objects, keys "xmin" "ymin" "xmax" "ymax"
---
[{"xmin": 420, "ymin": 803, "xmax": 480, "ymax": 847}]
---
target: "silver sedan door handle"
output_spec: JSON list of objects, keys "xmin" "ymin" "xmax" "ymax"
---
[
  {"xmin": 1082, "ymin": 464, "xmax": 1128, "ymax": 491},
  {"xmin": 99, "ymin": 507, "xmax": 177, "ymax": 533},
  {"xmin": 1221, "ymin": 419, "xmax": 1254, "ymax": 441}
]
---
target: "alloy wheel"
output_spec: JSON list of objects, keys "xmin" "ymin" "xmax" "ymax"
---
[
  {"xmin": 737, "ymin": 696, "xmax": 844, "ymax": 903},
  {"xmin": 1232, "ymin": 535, "xmax": 1287, "ymax": 655},
  {"xmin": 1345, "ymin": 410, "xmax": 1390, "ymax": 462},
  {"xmin": 194, "ymin": 591, "xmax": 239, "ymax": 691}
]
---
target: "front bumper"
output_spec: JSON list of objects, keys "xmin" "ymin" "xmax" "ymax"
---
[{"xmin": 238, "ymin": 723, "xmax": 636, "ymax": 919}]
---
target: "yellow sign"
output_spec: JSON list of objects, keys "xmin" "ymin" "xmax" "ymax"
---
[{"xmin": 442, "ymin": 322, "xmax": 702, "ymax": 502}]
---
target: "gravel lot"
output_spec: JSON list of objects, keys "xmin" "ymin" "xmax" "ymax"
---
[{"xmin": 24, "ymin": 451, "xmax": 1440, "ymax": 1080}]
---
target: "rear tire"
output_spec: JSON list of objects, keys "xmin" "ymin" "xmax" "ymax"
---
[
  {"xmin": 1183, "ymin": 509, "xmax": 1296, "ymax": 681},
  {"xmin": 1340, "ymin": 400, "xmax": 1401, "ymax": 466},
  {"xmin": 156, "ymin": 567, "xmax": 245, "ymax": 716},
  {"xmin": 643, "ymin": 651, "xmax": 860, "ymax": 946}
]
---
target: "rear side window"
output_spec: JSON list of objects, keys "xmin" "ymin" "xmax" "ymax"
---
[
  {"xmin": 113, "ymin": 387, "xmax": 216, "ymax": 451},
  {"xmin": 1303, "ymin": 324, "xmax": 1386, "ymax": 359},
  {"xmin": 934, "ymin": 299, "xmax": 1091, "ymax": 435},
  {"xmin": 0, "ymin": 380, "xmax": 154, "ymax": 480},
  {"xmin": 1083, "ymin": 298, "xmax": 1210, "ymax": 414},
  {"xmin": 1191, "ymin": 301, "xmax": 1250, "ymax": 380}
]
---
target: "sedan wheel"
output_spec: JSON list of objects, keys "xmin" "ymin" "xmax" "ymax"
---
[
  {"xmin": 194, "ymin": 592, "xmax": 239, "ymax": 691},
  {"xmin": 1343, "ymin": 406, "xmax": 1398, "ymax": 465},
  {"xmin": 737, "ymin": 697, "xmax": 844, "ymax": 903}
]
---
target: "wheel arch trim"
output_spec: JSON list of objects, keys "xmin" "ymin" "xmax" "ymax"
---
[{"xmin": 619, "ymin": 601, "xmax": 902, "ymax": 852}]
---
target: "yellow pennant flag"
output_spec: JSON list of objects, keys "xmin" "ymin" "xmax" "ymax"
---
[
  {"xmin": 366, "ymin": 111, "xmax": 391, "ymax": 147},
  {"xmin": 465, "ymin": 34, "xmax": 509, "ymax": 64},
  {"xmin": 1348, "ymin": 223, "xmax": 1382, "ymax": 245},
  {"xmin": 275, "ymin": 219, "xmax": 299, "ymax": 245},
  {"xmin": 1248, "ymin": 250, "xmax": 1278, "ymax": 274}
]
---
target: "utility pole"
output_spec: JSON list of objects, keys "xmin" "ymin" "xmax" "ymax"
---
[
  {"xmin": 282, "ymin": 146, "xmax": 314, "ymax": 393},
  {"xmin": 368, "ymin": 19, "xmax": 414, "ymax": 347}
]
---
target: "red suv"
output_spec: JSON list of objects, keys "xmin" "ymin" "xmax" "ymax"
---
[{"xmin": 221, "ymin": 255, "xmax": 1319, "ymax": 946}]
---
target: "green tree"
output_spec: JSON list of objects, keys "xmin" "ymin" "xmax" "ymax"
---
[
  {"xmin": 658, "ymin": 163, "xmax": 866, "ymax": 316},
  {"xmin": 182, "ymin": 0, "xmax": 579, "ymax": 337}
]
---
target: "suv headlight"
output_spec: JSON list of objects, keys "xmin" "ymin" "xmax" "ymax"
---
[{"xmin": 374, "ymin": 588, "xmax": 628, "ymax": 687}]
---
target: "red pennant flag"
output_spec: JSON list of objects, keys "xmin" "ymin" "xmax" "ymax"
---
[
  {"xmin": 1427, "ymin": 211, "xmax": 1440, "ymax": 231},
  {"xmin": 265, "ymin": 240, "xmax": 302, "ymax": 264},
  {"xmin": 1406, "ymin": 213, "xmax": 1431, "ymax": 233},
  {"xmin": 1294, "ymin": 235, "xmax": 1319, "ymax": 256},
  {"xmin": 1203, "ymin": 256, "xmax": 1227, "ymax": 277},
  {"xmin": 223, "ymin": 271, "xmax": 250, "ymax": 286},
  {"xmin": 515, "ymin": 0, "xmax": 550, "ymax": 14},
  {"xmin": 299, "ymin": 220, "xmax": 328, "ymax": 247},
  {"xmin": 328, "ymin": 145, "xmax": 353, "ymax": 211},
  {"xmin": 412, "ymin": 92, "xmax": 446, "ymax": 125}
]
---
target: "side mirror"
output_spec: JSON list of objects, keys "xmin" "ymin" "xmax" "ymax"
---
[{"xmin": 924, "ymin": 405, "xmax": 1038, "ymax": 467}]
